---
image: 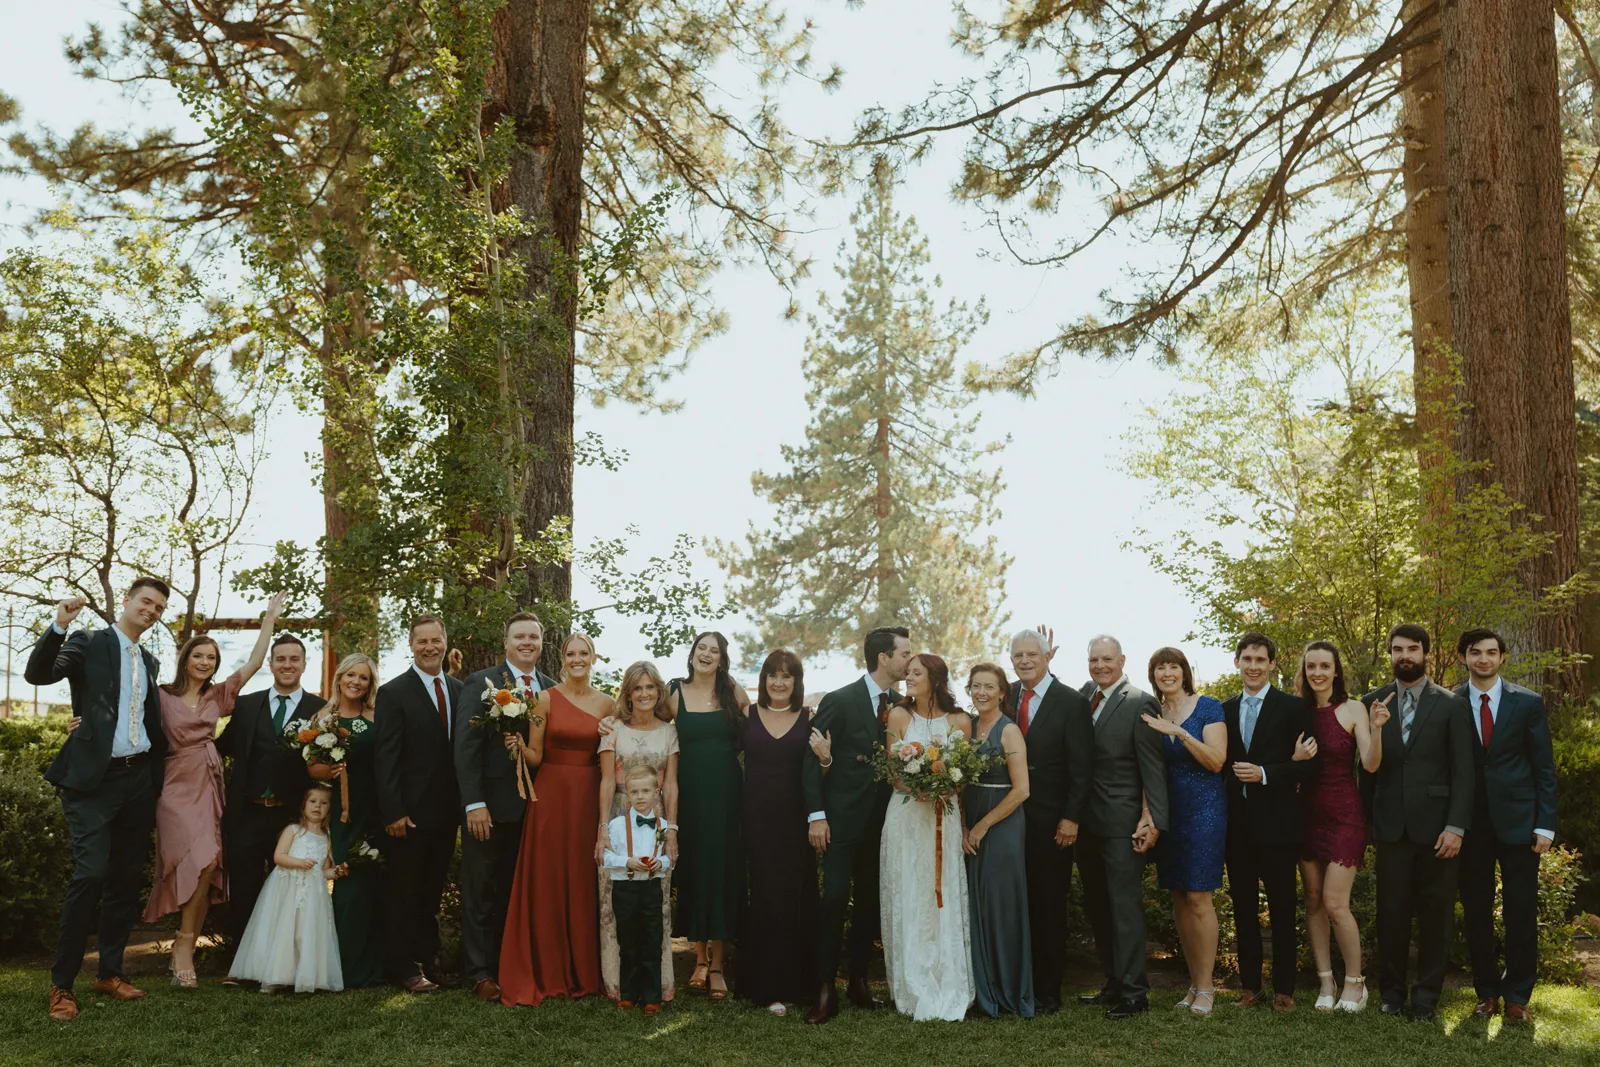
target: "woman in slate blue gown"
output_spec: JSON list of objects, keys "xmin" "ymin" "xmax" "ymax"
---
[
  {"xmin": 962, "ymin": 663, "xmax": 1033, "ymax": 1018},
  {"xmin": 1142, "ymin": 647, "xmax": 1228, "ymax": 1015}
]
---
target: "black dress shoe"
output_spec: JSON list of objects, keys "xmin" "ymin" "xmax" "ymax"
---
[
  {"xmin": 1106, "ymin": 996, "xmax": 1149, "ymax": 1019},
  {"xmin": 846, "ymin": 977, "xmax": 883, "ymax": 1010},
  {"xmin": 806, "ymin": 983, "xmax": 839, "ymax": 1025},
  {"xmin": 1408, "ymin": 1006, "xmax": 1437, "ymax": 1023},
  {"xmin": 1078, "ymin": 988, "xmax": 1118, "ymax": 1007},
  {"xmin": 1035, "ymin": 998, "xmax": 1062, "ymax": 1015},
  {"xmin": 1379, "ymin": 1000, "xmax": 1406, "ymax": 1016}
]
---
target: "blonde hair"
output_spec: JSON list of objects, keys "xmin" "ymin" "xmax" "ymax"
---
[
  {"xmin": 614, "ymin": 660, "xmax": 673, "ymax": 723},
  {"xmin": 331, "ymin": 653, "xmax": 379, "ymax": 716},
  {"xmin": 624, "ymin": 764, "xmax": 660, "ymax": 788},
  {"xmin": 563, "ymin": 631, "xmax": 596, "ymax": 657}
]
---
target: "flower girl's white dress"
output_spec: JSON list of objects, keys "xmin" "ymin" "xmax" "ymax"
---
[{"xmin": 230, "ymin": 825, "xmax": 343, "ymax": 992}]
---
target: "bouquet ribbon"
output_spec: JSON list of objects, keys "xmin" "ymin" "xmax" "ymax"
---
[
  {"xmin": 934, "ymin": 803, "xmax": 944, "ymax": 908},
  {"xmin": 340, "ymin": 770, "xmax": 351, "ymax": 823},
  {"xmin": 511, "ymin": 742, "xmax": 537, "ymax": 802}
]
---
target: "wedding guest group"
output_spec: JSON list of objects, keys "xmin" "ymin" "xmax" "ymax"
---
[{"xmin": 28, "ymin": 586, "xmax": 1561, "ymax": 1029}]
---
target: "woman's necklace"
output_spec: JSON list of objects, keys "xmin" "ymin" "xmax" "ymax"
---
[{"xmin": 767, "ymin": 703, "xmax": 793, "ymax": 712}]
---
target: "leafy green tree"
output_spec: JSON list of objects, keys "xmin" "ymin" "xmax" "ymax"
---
[
  {"xmin": 1125, "ymin": 280, "xmax": 1562, "ymax": 690},
  {"xmin": 716, "ymin": 166, "xmax": 1009, "ymax": 667},
  {"xmin": 0, "ymin": 213, "xmax": 275, "ymax": 643}
]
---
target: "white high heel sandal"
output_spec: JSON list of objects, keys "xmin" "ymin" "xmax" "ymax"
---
[
  {"xmin": 1314, "ymin": 970, "xmax": 1336, "ymax": 1011},
  {"xmin": 1336, "ymin": 975, "xmax": 1369, "ymax": 1013}
]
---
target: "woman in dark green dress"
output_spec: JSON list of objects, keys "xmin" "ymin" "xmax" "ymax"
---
[
  {"xmin": 670, "ymin": 632, "xmax": 748, "ymax": 1001},
  {"xmin": 312, "ymin": 652, "xmax": 386, "ymax": 988}
]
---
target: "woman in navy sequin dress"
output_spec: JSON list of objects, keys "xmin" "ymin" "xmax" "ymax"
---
[{"xmin": 1142, "ymin": 647, "xmax": 1229, "ymax": 1014}]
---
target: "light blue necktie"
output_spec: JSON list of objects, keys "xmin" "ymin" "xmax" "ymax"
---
[{"xmin": 1241, "ymin": 695, "xmax": 1262, "ymax": 751}]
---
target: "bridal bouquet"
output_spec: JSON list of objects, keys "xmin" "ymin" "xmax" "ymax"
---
[
  {"xmin": 872, "ymin": 731, "xmax": 999, "ymax": 813},
  {"xmin": 284, "ymin": 714, "xmax": 368, "ymax": 821},
  {"xmin": 871, "ymin": 729, "xmax": 1000, "ymax": 908},
  {"xmin": 469, "ymin": 674, "xmax": 544, "ymax": 800}
]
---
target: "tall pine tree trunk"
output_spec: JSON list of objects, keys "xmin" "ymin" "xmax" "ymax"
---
[
  {"xmin": 486, "ymin": 0, "xmax": 592, "ymax": 675},
  {"xmin": 1443, "ymin": 0, "xmax": 1584, "ymax": 696},
  {"xmin": 1400, "ymin": 0, "xmax": 1454, "ymax": 494},
  {"xmin": 1515, "ymin": 2, "xmax": 1584, "ymax": 698}
]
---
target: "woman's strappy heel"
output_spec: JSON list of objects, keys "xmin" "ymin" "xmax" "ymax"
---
[
  {"xmin": 170, "ymin": 931, "xmax": 198, "ymax": 989},
  {"xmin": 1190, "ymin": 989, "xmax": 1216, "ymax": 1016},
  {"xmin": 1336, "ymin": 975, "xmax": 1369, "ymax": 1013},
  {"xmin": 1314, "ymin": 969, "xmax": 1336, "ymax": 1011}
]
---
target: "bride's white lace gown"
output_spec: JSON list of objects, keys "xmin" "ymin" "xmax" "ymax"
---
[{"xmin": 879, "ymin": 711, "xmax": 974, "ymax": 1021}]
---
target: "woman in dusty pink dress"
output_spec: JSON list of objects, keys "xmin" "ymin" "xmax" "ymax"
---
[{"xmin": 144, "ymin": 592, "xmax": 289, "ymax": 986}]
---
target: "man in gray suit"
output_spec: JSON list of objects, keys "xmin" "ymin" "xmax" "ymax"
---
[
  {"xmin": 1361, "ymin": 623, "xmax": 1475, "ymax": 1023},
  {"xmin": 1075, "ymin": 635, "xmax": 1169, "ymax": 1018}
]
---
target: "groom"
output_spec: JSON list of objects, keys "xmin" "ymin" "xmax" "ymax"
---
[{"xmin": 803, "ymin": 625, "xmax": 912, "ymax": 1024}]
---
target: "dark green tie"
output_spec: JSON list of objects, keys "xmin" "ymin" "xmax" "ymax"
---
[{"xmin": 263, "ymin": 694, "xmax": 291, "ymax": 799}]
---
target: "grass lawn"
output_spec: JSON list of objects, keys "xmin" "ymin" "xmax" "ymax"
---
[{"xmin": 2, "ymin": 966, "xmax": 1598, "ymax": 1067}]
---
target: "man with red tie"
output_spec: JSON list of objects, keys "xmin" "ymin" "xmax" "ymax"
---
[
  {"xmin": 375, "ymin": 613, "xmax": 464, "ymax": 993},
  {"xmin": 1006, "ymin": 627, "xmax": 1094, "ymax": 1014},
  {"xmin": 1454, "ymin": 628, "xmax": 1558, "ymax": 1024},
  {"xmin": 454, "ymin": 612, "xmax": 557, "ymax": 1000}
]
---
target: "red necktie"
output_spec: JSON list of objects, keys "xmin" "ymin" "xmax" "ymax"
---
[
  {"xmin": 434, "ymin": 677, "xmax": 449, "ymax": 736},
  {"xmin": 522, "ymin": 674, "xmax": 533, "ymax": 690},
  {"xmin": 1479, "ymin": 692, "xmax": 1493, "ymax": 751},
  {"xmin": 1090, "ymin": 690, "xmax": 1104, "ymax": 716},
  {"xmin": 878, "ymin": 691, "xmax": 891, "ymax": 727},
  {"xmin": 1018, "ymin": 688, "xmax": 1034, "ymax": 735}
]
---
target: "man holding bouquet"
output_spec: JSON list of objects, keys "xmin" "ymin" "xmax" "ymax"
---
[
  {"xmin": 454, "ymin": 612, "xmax": 557, "ymax": 1001},
  {"xmin": 802, "ymin": 625, "xmax": 912, "ymax": 1024}
]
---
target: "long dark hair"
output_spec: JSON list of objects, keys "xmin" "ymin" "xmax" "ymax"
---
[
  {"xmin": 682, "ymin": 631, "xmax": 744, "ymax": 733},
  {"xmin": 162, "ymin": 634, "xmax": 220, "ymax": 697},
  {"xmin": 898, "ymin": 653, "xmax": 959, "ymax": 718},
  {"xmin": 1296, "ymin": 640, "xmax": 1349, "ymax": 707}
]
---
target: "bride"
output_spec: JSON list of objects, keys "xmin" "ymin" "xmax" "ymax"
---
[{"xmin": 880, "ymin": 653, "xmax": 975, "ymax": 1021}]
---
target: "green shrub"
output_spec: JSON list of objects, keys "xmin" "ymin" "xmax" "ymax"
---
[
  {"xmin": 0, "ymin": 765, "xmax": 72, "ymax": 949},
  {"xmin": 0, "ymin": 712, "xmax": 71, "ymax": 778},
  {"xmin": 1552, "ymin": 710, "xmax": 1600, "ymax": 913},
  {"xmin": 1533, "ymin": 846, "xmax": 1586, "ymax": 984}
]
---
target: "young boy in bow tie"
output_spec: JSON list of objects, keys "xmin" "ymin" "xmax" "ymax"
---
[{"xmin": 602, "ymin": 765, "xmax": 675, "ymax": 1012}]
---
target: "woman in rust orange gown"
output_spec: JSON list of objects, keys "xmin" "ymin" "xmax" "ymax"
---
[{"xmin": 499, "ymin": 632, "xmax": 611, "ymax": 1006}]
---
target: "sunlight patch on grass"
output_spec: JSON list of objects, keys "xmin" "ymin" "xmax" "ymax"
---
[{"xmin": 643, "ymin": 1013, "xmax": 697, "ymax": 1040}]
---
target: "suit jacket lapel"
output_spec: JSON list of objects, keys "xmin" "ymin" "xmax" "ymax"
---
[
  {"xmin": 1028, "ymin": 676, "xmax": 1059, "ymax": 732},
  {"xmin": 1094, "ymin": 682, "xmax": 1129, "ymax": 733},
  {"xmin": 1488, "ymin": 686, "xmax": 1521, "ymax": 755},
  {"xmin": 1405, "ymin": 683, "xmax": 1439, "ymax": 752}
]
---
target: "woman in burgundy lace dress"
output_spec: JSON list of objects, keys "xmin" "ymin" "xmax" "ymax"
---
[{"xmin": 1297, "ymin": 640, "xmax": 1388, "ymax": 1013}]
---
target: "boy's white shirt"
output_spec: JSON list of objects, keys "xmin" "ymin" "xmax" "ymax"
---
[{"xmin": 602, "ymin": 809, "xmax": 675, "ymax": 880}]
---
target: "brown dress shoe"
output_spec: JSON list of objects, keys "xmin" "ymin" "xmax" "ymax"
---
[
  {"xmin": 92, "ymin": 977, "xmax": 148, "ymax": 1001},
  {"xmin": 1504, "ymin": 1002, "xmax": 1532, "ymax": 1023},
  {"xmin": 643, "ymin": 1003, "xmax": 660, "ymax": 1015},
  {"xmin": 48, "ymin": 986, "xmax": 78, "ymax": 1021},
  {"xmin": 1472, "ymin": 997, "xmax": 1500, "ymax": 1017},
  {"xmin": 473, "ymin": 978, "xmax": 501, "ymax": 1001},
  {"xmin": 1272, "ymin": 993, "xmax": 1296, "ymax": 1013},
  {"xmin": 806, "ymin": 982, "xmax": 838, "ymax": 1024},
  {"xmin": 398, "ymin": 974, "xmax": 440, "ymax": 994},
  {"xmin": 1237, "ymin": 989, "xmax": 1268, "ymax": 1009}
]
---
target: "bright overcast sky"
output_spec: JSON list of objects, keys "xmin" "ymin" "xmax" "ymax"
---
[{"xmin": 2, "ymin": 1, "xmax": 1227, "ymax": 703}]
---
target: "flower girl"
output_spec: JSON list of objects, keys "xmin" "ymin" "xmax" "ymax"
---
[{"xmin": 226, "ymin": 782, "xmax": 344, "ymax": 993}]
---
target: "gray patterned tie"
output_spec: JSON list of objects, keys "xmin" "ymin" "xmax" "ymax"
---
[
  {"xmin": 1241, "ymin": 695, "xmax": 1262, "ymax": 751},
  {"xmin": 1401, "ymin": 687, "xmax": 1417, "ymax": 745}
]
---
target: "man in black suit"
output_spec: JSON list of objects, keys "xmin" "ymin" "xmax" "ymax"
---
[
  {"xmin": 1005, "ymin": 626, "xmax": 1093, "ymax": 1014},
  {"xmin": 376, "ymin": 613, "xmax": 464, "ymax": 993},
  {"xmin": 1361, "ymin": 623, "xmax": 1475, "ymax": 1022},
  {"xmin": 215, "ymin": 632, "xmax": 322, "ymax": 972},
  {"xmin": 26, "ymin": 580, "xmax": 171, "ymax": 1022},
  {"xmin": 803, "ymin": 625, "xmax": 912, "ymax": 1024},
  {"xmin": 1075, "ymin": 634, "xmax": 1168, "ymax": 1019},
  {"xmin": 1222, "ymin": 632, "xmax": 1317, "ymax": 1012},
  {"xmin": 454, "ymin": 611, "xmax": 556, "ymax": 1001},
  {"xmin": 1454, "ymin": 628, "xmax": 1558, "ymax": 1025}
]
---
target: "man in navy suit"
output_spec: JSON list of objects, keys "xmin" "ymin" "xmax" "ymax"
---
[
  {"xmin": 1454, "ymin": 628, "xmax": 1558, "ymax": 1025},
  {"xmin": 26, "ymin": 579, "xmax": 171, "ymax": 1021}
]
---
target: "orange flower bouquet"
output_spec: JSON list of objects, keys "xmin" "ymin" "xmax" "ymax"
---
[
  {"xmin": 469, "ymin": 674, "xmax": 545, "ymax": 800},
  {"xmin": 283, "ymin": 713, "xmax": 369, "ymax": 821}
]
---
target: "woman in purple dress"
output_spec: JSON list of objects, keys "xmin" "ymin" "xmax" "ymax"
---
[
  {"xmin": 1297, "ymin": 640, "xmax": 1388, "ymax": 1012},
  {"xmin": 145, "ymin": 592, "xmax": 288, "ymax": 986},
  {"xmin": 737, "ymin": 649, "xmax": 816, "ymax": 1015}
]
